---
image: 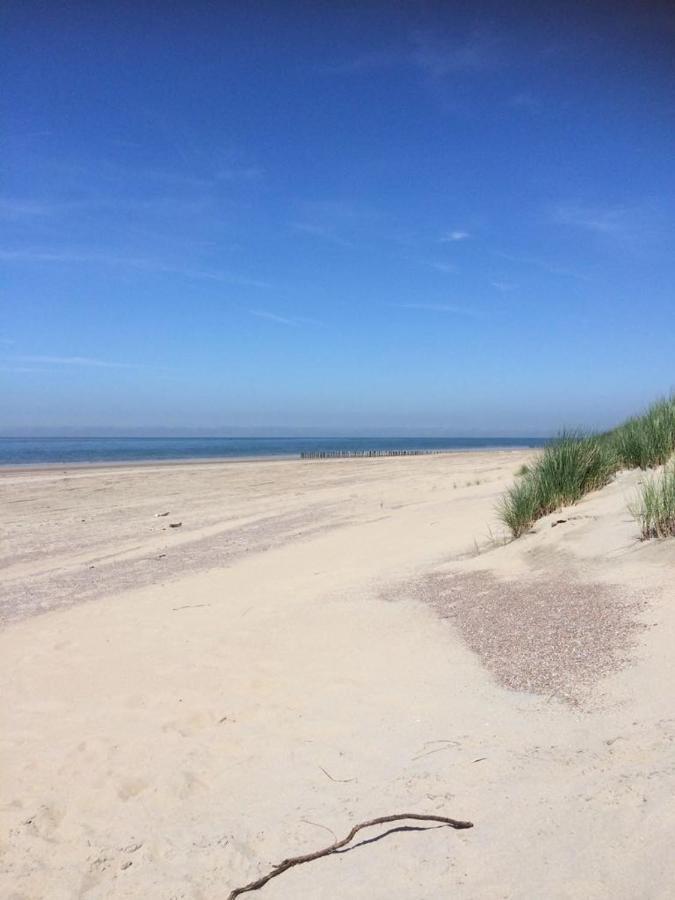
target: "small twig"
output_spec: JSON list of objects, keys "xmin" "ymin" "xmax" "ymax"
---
[
  {"xmin": 226, "ymin": 812, "xmax": 473, "ymax": 899},
  {"xmin": 172, "ymin": 603, "xmax": 211, "ymax": 611},
  {"xmin": 319, "ymin": 765, "xmax": 355, "ymax": 783},
  {"xmin": 412, "ymin": 740, "xmax": 460, "ymax": 761}
]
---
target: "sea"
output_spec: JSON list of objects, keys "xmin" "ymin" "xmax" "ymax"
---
[{"xmin": 0, "ymin": 436, "xmax": 547, "ymax": 467}]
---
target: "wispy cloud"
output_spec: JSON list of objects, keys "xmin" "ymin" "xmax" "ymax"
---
[
  {"xmin": 79, "ymin": 162, "xmax": 215, "ymax": 190},
  {"xmin": 490, "ymin": 280, "xmax": 518, "ymax": 292},
  {"xmin": 440, "ymin": 230, "xmax": 470, "ymax": 242},
  {"xmin": 216, "ymin": 166, "xmax": 265, "ymax": 181},
  {"xmin": 550, "ymin": 201, "xmax": 670, "ymax": 251},
  {"xmin": 422, "ymin": 260, "xmax": 457, "ymax": 273},
  {"xmin": 169, "ymin": 264, "xmax": 270, "ymax": 289},
  {"xmin": 509, "ymin": 92, "xmax": 540, "ymax": 112},
  {"xmin": 11, "ymin": 355, "xmax": 141, "ymax": 368},
  {"xmin": 249, "ymin": 310, "xmax": 297, "ymax": 326},
  {"xmin": 324, "ymin": 49, "xmax": 400, "ymax": 74},
  {"xmin": 0, "ymin": 248, "xmax": 270, "ymax": 288},
  {"xmin": 104, "ymin": 158, "xmax": 262, "ymax": 187},
  {"xmin": 327, "ymin": 28, "xmax": 502, "ymax": 78},
  {"xmin": 392, "ymin": 302, "xmax": 479, "ymax": 317},
  {"xmin": 249, "ymin": 309, "xmax": 321, "ymax": 327},
  {"xmin": 551, "ymin": 203, "xmax": 627, "ymax": 234},
  {"xmin": 5, "ymin": 130, "xmax": 54, "ymax": 142},
  {"xmin": 290, "ymin": 221, "xmax": 353, "ymax": 248},
  {"xmin": 1, "ymin": 250, "xmax": 90, "ymax": 263},
  {"xmin": 411, "ymin": 28, "xmax": 502, "ymax": 77},
  {"xmin": 0, "ymin": 198, "xmax": 57, "ymax": 218},
  {"xmin": 10, "ymin": 153, "xmax": 265, "ymax": 219},
  {"xmin": 496, "ymin": 251, "xmax": 590, "ymax": 280}
]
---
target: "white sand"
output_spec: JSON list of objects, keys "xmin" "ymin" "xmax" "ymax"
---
[{"xmin": 1, "ymin": 452, "xmax": 674, "ymax": 899}]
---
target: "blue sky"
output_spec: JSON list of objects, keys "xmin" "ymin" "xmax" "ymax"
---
[{"xmin": 2, "ymin": 1, "xmax": 674, "ymax": 435}]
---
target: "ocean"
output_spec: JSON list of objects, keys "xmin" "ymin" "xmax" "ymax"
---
[{"xmin": 0, "ymin": 436, "xmax": 547, "ymax": 467}]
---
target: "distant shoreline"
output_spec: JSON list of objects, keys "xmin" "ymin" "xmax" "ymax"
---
[
  {"xmin": 0, "ymin": 436, "xmax": 548, "ymax": 469},
  {"xmin": 0, "ymin": 446, "xmax": 537, "ymax": 474}
]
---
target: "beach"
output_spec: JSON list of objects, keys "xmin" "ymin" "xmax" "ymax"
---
[{"xmin": 2, "ymin": 451, "xmax": 674, "ymax": 898}]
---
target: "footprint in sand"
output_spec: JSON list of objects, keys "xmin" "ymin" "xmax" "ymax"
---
[
  {"xmin": 80, "ymin": 838, "xmax": 145, "ymax": 893},
  {"xmin": 220, "ymin": 837, "xmax": 262, "ymax": 888},
  {"xmin": 161, "ymin": 709, "xmax": 222, "ymax": 738},
  {"xmin": 23, "ymin": 804, "xmax": 64, "ymax": 840},
  {"xmin": 175, "ymin": 770, "xmax": 208, "ymax": 799},
  {"xmin": 116, "ymin": 777, "xmax": 149, "ymax": 800}
]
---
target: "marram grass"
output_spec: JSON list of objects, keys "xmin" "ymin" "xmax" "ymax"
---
[
  {"xmin": 498, "ymin": 432, "xmax": 617, "ymax": 538},
  {"xmin": 497, "ymin": 472, "xmax": 541, "ymax": 538},
  {"xmin": 498, "ymin": 395, "xmax": 675, "ymax": 539},
  {"xmin": 611, "ymin": 398, "xmax": 675, "ymax": 469},
  {"xmin": 631, "ymin": 465, "xmax": 675, "ymax": 540}
]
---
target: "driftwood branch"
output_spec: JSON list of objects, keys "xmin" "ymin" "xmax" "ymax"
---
[
  {"xmin": 227, "ymin": 812, "xmax": 473, "ymax": 899},
  {"xmin": 319, "ymin": 765, "xmax": 355, "ymax": 783}
]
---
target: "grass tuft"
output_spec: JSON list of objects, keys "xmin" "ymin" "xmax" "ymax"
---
[
  {"xmin": 497, "ymin": 473, "xmax": 541, "ymax": 537},
  {"xmin": 631, "ymin": 465, "xmax": 675, "ymax": 539},
  {"xmin": 498, "ymin": 395, "xmax": 675, "ymax": 539},
  {"xmin": 611, "ymin": 397, "xmax": 675, "ymax": 469},
  {"xmin": 498, "ymin": 433, "xmax": 617, "ymax": 537},
  {"xmin": 534, "ymin": 431, "xmax": 616, "ymax": 512}
]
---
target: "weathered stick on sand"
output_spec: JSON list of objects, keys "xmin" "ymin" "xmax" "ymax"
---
[{"xmin": 227, "ymin": 812, "xmax": 474, "ymax": 899}]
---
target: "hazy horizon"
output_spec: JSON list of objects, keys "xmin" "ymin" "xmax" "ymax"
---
[{"xmin": 1, "ymin": 427, "xmax": 551, "ymax": 438}]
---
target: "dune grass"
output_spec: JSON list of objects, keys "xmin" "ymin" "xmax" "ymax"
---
[
  {"xmin": 498, "ymin": 433, "xmax": 616, "ymax": 537},
  {"xmin": 631, "ymin": 465, "xmax": 675, "ymax": 539},
  {"xmin": 498, "ymin": 471, "xmax": 541, "ymax": 538},
  {"xmin": 499, "ymin": 395, "xmax": 675, "ymax": 539},
  {"xmin": 611, "ymin": 397, "xmax": 675, "ymax": 469}
]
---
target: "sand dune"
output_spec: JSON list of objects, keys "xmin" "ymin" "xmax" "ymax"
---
[{"xmin": 1, "ymin": 452, "xmax": 674, "ymax": 898}]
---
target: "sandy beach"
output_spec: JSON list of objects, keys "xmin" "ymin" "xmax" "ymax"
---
[{"xmin": 2, "ymin": 451, "xmax": 674, "ymax": 899}]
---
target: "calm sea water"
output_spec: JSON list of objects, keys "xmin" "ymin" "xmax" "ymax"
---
[{"xmin": 0, "ymin": 436, "xmax": 546, "ymax": 467}]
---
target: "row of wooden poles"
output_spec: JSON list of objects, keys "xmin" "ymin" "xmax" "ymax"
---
[{"xmin": 300, "ymin": 449, "xmax": 442, "ymax": 459}]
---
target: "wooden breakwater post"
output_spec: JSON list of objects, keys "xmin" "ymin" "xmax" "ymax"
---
[{"xmin": 299, "ymin": 449, "xmax": 443, "ymax": 459}]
